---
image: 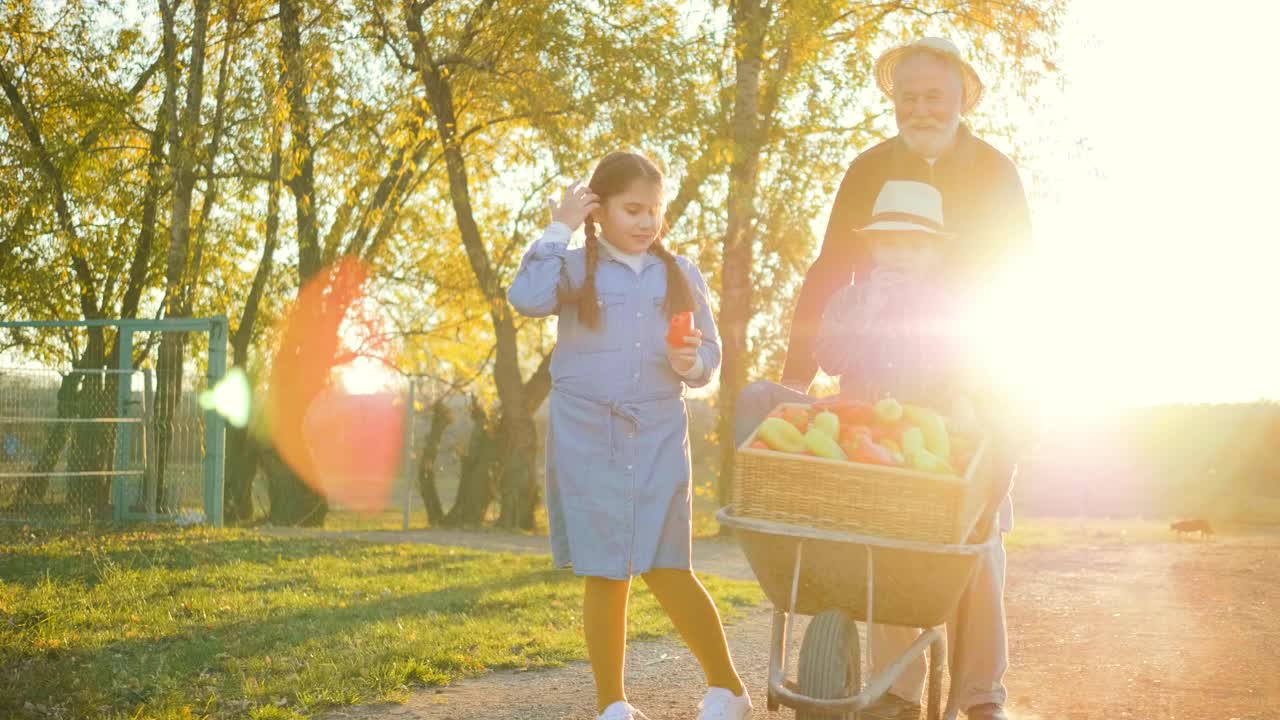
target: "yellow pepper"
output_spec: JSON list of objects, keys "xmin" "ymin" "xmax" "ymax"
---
[
  {"xmin": 903, "ymin": 404, "xmax": 951, "ymax": 460},
  {"xmin": 804, "ymin": 428, "xmax": 847, "ymax": 461},
  {"xmin": 756, "ymin": 417, "xmax": 807, "ymax": 453}
]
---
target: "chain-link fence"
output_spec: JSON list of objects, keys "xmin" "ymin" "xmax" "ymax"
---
[
  {"xmin": 342, "ymin": 376, "xmax": 550, "ymax": 531},
  {"xmin": 0, "ymin": 318, "xmax": 227, "ymax": 526},
  {"xmin": 0, "ymin": 367, "xmax": 141, "ymax": 523},
  {"xmin": 0, "ymin": 365, "xmax": 210, "ymax": 525}
]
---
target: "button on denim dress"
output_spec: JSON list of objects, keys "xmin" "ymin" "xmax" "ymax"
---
[{"xmin": 507, "ymin": 223, "xmax": 721, "ymax": 579}]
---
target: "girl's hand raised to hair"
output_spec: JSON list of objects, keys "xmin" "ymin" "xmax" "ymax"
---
[
  {"xmin": 666, "ymin": 328, "xmax": 703, "ymax": 374},
  {"xmin": 547, "ymin": 181, "xmax": 600, "ymax": 232}
]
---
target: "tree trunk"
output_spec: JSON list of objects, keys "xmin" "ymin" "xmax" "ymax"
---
[
  {"xmin": 279, "ymin": 0, "xmax": 321, "ymax": 282},
  {"xmin": 444, "ymin": 395, "xmax": 496, "ymax": 527},
  {"xmin": 223, "ymin": 114, "xmax": 283, "ymax": 524},
  {"xmin": 268, "ymin": 0, "xmax": 329, "ymax": 523},
  {"xmin": 403, "ymin": 5, "xmax": 538, "ymax": 529},
  {"xmin": 155, "ymin": 0, "xmax": 211, "ymax": 512},
  {"xmin": 120, "ymin": 54, "xmax": 176, "ymax": 322},
  {"xmin": 417, "ymin": 397, "xmax": 453, "ymax": 526},
  {"xmin": 66, "ymin": 360, "xmax": 114, "ymax": 519},
  {"xmin": 717, "ymin": 0, "xmax": 768, "ymax": 510},
  {"xmin": 181, "ymin": 0, "xmax": 239, "ymax": 318},
  {"xmin": 15, "ymin": 372, "xmax": 79, "ymax": 509},
  {"xmin": 263, "ymin": 447, "xmax": 328, "ymax": 526}
]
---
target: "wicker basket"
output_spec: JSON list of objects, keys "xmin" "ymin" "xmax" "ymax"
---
[{"xmin": 733, "ymin": 403, "xmax": 996, "ymax": 545}]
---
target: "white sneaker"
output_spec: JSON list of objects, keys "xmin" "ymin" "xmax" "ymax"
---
[
  {"xmin": 697, "ymin": 686, "xmax": 753, "ymax": 720},
  {"xmin": 598, "ymin": 700, "xmax": 651, "ymax": 720}
]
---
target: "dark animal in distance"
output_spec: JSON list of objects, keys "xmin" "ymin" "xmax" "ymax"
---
[{"xmin": 1170, "ymin": 518, "xmax": 1214, "ymax": 539}]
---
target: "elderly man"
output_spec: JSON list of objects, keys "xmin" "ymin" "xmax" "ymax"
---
[{"xmin": 735, "ymin": 37, "xmax": 1030, "ymax": 720}]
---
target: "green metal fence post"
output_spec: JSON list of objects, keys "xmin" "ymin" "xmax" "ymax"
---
[
  {"xmin": 112, "ymin": 329, "xmax": 134, "ymax": 522},
  {"xmin": 204, "ymin": 316, "xmax": 228, "ymax": 527},
  {"xmin": 402, "ymin": 380, "xmax": 415, "ymax": 531}
]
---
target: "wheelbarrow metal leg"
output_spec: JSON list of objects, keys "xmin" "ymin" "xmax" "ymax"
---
[
  {"xmin": 927, "ymin": 634, "xmax": 944, "ymax": 720},
  {"xmin": 865, "ymin": 543, "xmax": 874, "ymax": 674},
  {"xmin": 768, "ymin": 607, "xmax": 789, "ymax": 705}
]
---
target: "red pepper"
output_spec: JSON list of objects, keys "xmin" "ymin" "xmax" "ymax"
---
[
  {"xmin": 666, "ymin": 311, "xmax": 695, "ymax": 348},
  {"xmin": 870, "ymin": 418, "xmax": 909, "ymax": 443},
  {"xmin": 783, "ymin": 407, "xmax": 809, "ymax": 432},
  {"xmin": 813, "ymin": 399, "xmax": 877, "ymax": 426},
  {"xmin": 837, "ymin": 403, "xmax": 877, "ymax": 426},
  {"xmin": 850, "ymin": 438, "xmax": 897, "ymax": 466},
  {"xmin": 839, "ymin": 425, "xmax": 872, "ymax": 445}
]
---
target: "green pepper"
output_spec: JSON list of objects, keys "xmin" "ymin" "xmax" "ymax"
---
[
  {"xmin": 804, "ymin": 428, "xmax": 847, "ymax": 461},
  {"xmin": 811, "ymin": 410, "xmax": 840, "ymax": 439}
]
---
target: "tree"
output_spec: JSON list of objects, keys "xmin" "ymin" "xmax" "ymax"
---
[
  {"xmin": 154, "ymin": 0, "xmax": 214, "ymax": 512},
  {"xmin": 1, "ymin": 1, "xmax": 171, "ymax": 516}
]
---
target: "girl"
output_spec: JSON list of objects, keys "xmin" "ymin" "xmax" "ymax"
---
[{"xmin": 508, "ymin": 152, "xmax": 752, "ymax": 720}]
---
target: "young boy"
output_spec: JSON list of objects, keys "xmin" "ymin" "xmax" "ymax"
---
[{"xmin": 814, "ymin": 179, "xmax": 977, "ymax": 425}]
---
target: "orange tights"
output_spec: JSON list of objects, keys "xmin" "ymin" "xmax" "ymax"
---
[{"xmin": 583, "ymin": 568, "xmax": 744, "ymax": 712}]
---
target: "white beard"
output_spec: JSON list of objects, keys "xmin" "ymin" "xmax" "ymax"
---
[{"xmin": 901, "ymin": 117, "xmax": 961, "ymax": 158}]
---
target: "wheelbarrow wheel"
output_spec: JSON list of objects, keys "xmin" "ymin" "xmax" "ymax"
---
[{"xmin": 796, "ymin": 609, "xmax": 860, "ymax": 720}]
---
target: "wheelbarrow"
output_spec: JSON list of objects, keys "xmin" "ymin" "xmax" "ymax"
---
[{"xmin": 717, "ymin": 507, "xmax": 999, "ymax": 720}]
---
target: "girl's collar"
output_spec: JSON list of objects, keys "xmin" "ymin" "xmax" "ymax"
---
[
  {"xmin": 597, "ymin": 234, "xmax": 647, "ymax": 260},
  {"xmin": 596, "ymin": 235, "xmax": 663, "ymax": 273}
]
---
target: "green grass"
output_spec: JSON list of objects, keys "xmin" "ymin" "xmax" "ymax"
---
[
  {"xmin": 320, "ymin": 509, "xmax": 437, "ymax": 532},
  {"xmin": 0, "ymin": 525, "xmax": 762, "ymax": 720},
  {"xmin": 323, "ymin": 503, "xmax": 727, "ymax": 538}
]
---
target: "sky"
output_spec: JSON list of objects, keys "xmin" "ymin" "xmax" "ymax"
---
[{"xmin": 965, "ymin": 0, "xmax": 1280, "ymax": 414}]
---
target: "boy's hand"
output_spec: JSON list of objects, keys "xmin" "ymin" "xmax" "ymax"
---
[
  {"xmin": 547, "ymin": 180, "xmax": 599, "ymax": 232},
  {"xmin": 666, "ymin": 328, "xmax": 703, "ymax": 374}
]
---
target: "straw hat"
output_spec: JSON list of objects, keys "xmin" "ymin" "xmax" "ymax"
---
[
  {"xmin": 874, "ymin": 37, "xmax": 984, "ymax": 114},
  {"xmin": 858, "ymin": 180, "xmax": 956, "ymax": 239}
]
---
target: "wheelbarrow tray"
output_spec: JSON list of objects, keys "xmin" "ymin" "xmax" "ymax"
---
[
  {"xmin": 723, "ymin": 510, "xmax": 991, "ymax": 630},
  {"xmin": 719, "ymin": 509, "xmax": 999, "ymax": 719}
]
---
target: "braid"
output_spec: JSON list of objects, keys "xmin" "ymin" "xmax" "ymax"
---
[
  {"xmin": 579, "ymin": 219, "xmax": 602, "ymax": 329},
  {"xmin": 650, "ymin": 239, "xmax": 695, "ymax": 318}
]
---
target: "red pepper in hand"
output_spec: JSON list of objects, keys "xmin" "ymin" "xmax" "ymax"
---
[{"xmin": 666, "ymin": 311, "xmax": 695, "ymax": 348}]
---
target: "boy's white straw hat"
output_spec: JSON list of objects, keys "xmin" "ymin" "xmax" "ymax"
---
[{"xmin": 858, "ymin": 180, "xmax": 956, "ymax": 239}]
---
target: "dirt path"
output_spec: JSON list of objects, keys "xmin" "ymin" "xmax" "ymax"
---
[{"xmin": 299, "ymin": 529, "xmax": 1280, "ymax": 720}]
